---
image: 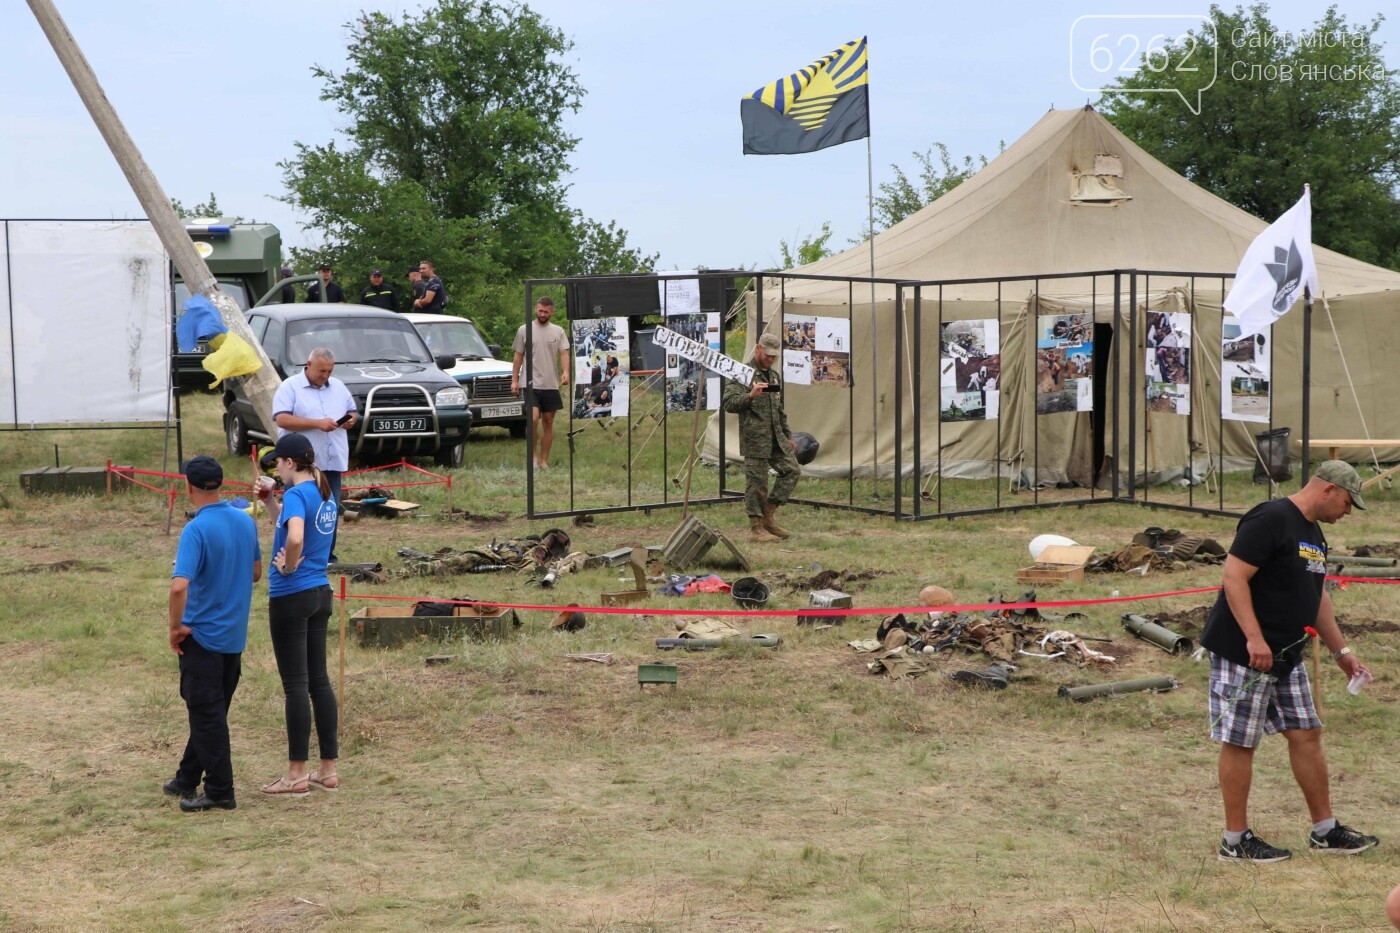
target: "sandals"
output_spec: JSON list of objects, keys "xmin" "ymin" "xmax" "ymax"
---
[
  {"xmin": 307, "ymin": 770, "xmax": 340, "ymax": 792},
  {"xmin": 260, "ymin": 775, "xmax": 311, "ymax": 798}
]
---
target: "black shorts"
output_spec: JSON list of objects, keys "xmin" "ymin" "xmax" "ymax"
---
[{"xmin": 525, "ymin": 388, "xmax": 563, "ymax": 413}]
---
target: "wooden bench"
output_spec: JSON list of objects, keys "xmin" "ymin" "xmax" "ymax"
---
[{"xmin": 1297, "ymin": 439, "xmax": 1400, "ymax": 489}]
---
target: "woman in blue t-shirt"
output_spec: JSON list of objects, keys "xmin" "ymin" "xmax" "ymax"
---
[{"xmin": 258, "ymin": 432, "xmax": 340, "ymax": 797}]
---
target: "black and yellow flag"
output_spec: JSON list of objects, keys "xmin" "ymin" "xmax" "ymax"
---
[{"xmin": 741, "ymin": 38, "xmax": 869, "ymax": 155}]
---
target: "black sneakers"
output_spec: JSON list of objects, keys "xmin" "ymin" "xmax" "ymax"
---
[
  {"xmin": 1309, "ymin": 823, "xmax": 1379, "ymax": 855},
  {"xmin": 162, "ymin": 778, "xmax": 197, "ymax": 801},
  {"xmin": 1218, "ymin": 830, "xmax": 1292, "ymax": 863}
]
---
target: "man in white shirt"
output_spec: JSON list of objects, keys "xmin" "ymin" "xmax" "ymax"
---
[{"xmin": 272, "ymin": 347, "xmax": 357, "ymax": 559}]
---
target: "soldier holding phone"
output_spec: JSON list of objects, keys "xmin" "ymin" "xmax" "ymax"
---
[{"xmin": 722, "ymin": 333, "xmax": 801, "ymax": 543}]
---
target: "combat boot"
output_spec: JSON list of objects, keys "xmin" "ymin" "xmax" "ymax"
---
[
  {"xmin": 762, "ymin": 504, "xmax": 791, "ymax": 539},
  {"xmin": 749, "ymin": 517, "xmax": 780, "ymax": 543}
]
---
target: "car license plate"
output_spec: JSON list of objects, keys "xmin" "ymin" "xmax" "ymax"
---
[
  {"xmin": 481, "ymin": 403, "xmax": 523, "ymax": 419},
  {"xmin": 370, "ymin": 417, "xmax": 428, "ymax": 433}
]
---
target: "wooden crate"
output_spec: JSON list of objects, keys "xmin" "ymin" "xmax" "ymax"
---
[
  {"xmin": 1016, "ymin": 545, "xmax": 1096, "ymax": 586},
  {"xmin": 352, "ymin": 604, "xmax": 518, "ymax": 648}
]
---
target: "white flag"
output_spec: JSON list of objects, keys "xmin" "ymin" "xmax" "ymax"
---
[{"xmin": 1224, "ymin": 186, "xmax": 1320, "ymax": 339}]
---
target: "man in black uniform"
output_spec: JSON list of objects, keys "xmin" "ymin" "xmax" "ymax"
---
[
  {"xmin": 358, "ymin": 269, "xmax": 399, "ymax": 310},
  {"xmin": 1202, "ymin": 460, "xmax": 1377, "ymax": 862},
  {"xmin": 305, "ymin": 264, "xmax": 346, "ymax": 303}
]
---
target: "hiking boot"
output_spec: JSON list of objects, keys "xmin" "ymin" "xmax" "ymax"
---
[
  {"xmin": 1218, "ymin": 830, "xmax": 1291, "ymax": 862},
  {"xmin": 1309, "ymin": 822, "xmax": 1379, "ymax": 855},
  {"xmin": 950, "ymin": 664, "xmax": 1010, "ymax": 689},
  {"xmin": 162, "ymin": 778, "xmax": 197, "ymax": 800},
  {"xmin": 749, "ymin": 517, "xmax": 780, "ymax": 543},
  {"xmin": 180, "ymin": 793, "xmax": 237, "ymax": 813},
  {"xmin": 762, "ymin": 504, "xmax": 791, "ymax": 539}
]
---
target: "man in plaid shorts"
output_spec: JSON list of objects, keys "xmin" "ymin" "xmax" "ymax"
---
[{"xmin": 1201, "ymin": 461, "xmax": 1377, "ymax": 862}]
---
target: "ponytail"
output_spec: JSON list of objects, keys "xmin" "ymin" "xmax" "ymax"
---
[{"xmin": 312, "ymin": 465, "xmax": 332, "ymax": 502}]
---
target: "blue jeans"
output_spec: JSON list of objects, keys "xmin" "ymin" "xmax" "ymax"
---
[{"xmin": 324, "ymin": 470, "xmax": 342, "ymax": 561}]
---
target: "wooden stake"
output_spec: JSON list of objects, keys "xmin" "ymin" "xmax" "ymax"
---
[
  {"xmin": 1312, "ymin": 637, "xmax": 1322, "ymax": 717},
  {"xmin": 680, "ymin": 399, "xmax": 704, "ymax": 519}
]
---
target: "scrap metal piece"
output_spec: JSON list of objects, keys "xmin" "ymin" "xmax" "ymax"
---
[
  {"xmin": 600, "ymin": 548, "xmax": 649, "ymax": 607},
  {"xmin": 1121, "ymin": 613, "xmax": 1193, "ymax": 655}
]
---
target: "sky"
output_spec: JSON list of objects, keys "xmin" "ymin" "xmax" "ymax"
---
[{"xmin": 3, "ymin": 0, "xmax": 1396, "ymax": 274}]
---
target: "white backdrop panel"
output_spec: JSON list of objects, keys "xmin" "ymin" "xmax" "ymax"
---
[{"xmin": 3, "ymin": 220, "xmax": 170, "ymax": 425}]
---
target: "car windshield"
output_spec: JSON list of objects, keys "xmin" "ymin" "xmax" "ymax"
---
[
  {"xmin": 285, "ymin": 316, "xmax": 432, "ymax": 364},
  {"xmin": 174, "ymin": 279, "xmax": 250, "ymax": 314},
  {"xmin": 414, "ymin": 320, "xmax": 493, "ymax": 359}
]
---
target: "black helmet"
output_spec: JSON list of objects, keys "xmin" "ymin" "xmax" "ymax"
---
[{"xmin": 792, "ymin": 432, "xmax": 819, "ymax": 466}]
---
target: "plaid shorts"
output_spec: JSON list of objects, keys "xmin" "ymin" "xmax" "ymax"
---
[{"xmin": 1208, "ymin": 652, "xmax": 1321, "ymax": 747}]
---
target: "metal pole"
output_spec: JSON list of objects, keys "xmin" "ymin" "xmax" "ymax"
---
[
  {"xmin": 26, "ymin": 0, "xmax": 281, "ymax": 432},
  {"xmin": 1302, "ymin": 286, "xmax": 1312, "ymax": 482},
  {"xmin": 867, "ymin": 135, "xmax": 880, "ymax": 498}
]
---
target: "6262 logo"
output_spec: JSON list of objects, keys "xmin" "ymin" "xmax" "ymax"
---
[{"xmin": 1070, "ymin": 15, "xmax": 1218, "ymax": 115}]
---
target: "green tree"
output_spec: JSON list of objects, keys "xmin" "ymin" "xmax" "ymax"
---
[
  {"xmin": 171, "ymin": 193, "xmax": 242, "ymax": 222},
  {"xmin": 280, "ymin": 0, "xmax": 654, "ymax": 344},
  {"xmin": 872, "ymin": 143, "xmax": 994, "ymax": 232},
  {"xmin": 1100, "ymin": 4, "xmax": 1400, "ymax": 270},
  {"xmin": 778, "ymin": 221, "xmax": 836, "ymax": 268}
]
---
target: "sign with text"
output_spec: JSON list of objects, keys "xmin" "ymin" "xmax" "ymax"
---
[{"xmin": 652, "ymin": 325, "xmax": 754, "ymax": 386}]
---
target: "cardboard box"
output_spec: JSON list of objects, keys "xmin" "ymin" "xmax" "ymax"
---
[
  {"xmin": 1016, "ymin": 545, "xmax": 1096, "ymax": 586},
  {"xmin": 352, "ymin": 604, "xmax": 519, "ymax": 648}
]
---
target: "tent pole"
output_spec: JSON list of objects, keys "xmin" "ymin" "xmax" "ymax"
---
[
  {"xmin": 867, "ymin": 135, "xmax": 879, "ymax": 499},
  {"xmin": 1301, "ymin": 286, "xmax": 1312, "ymax": 483}
]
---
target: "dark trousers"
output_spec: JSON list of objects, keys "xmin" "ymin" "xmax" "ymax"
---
[
  {"xmin": 175, "ymin": 638, "xmax": 242, "ymax": 800},
  {"xmin": 325, "ymin": 470, "xmax": 343, "ymax": 561},
  {"xmin": 268, "ymin": 586, "xmax": 338, "ymax": 762}
]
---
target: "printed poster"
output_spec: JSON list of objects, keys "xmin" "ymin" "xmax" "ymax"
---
[
  {"xmin": 777, "ymin": 315, "xmax": 850, "ymax": 388},
  {"xmin": 939, "ymin": 319, "xmax": 1000, "ymax": 422},
  {"xmin": 664, "ymin": 311, "xmax": 720, "ymax": 412},
  {"xmin": 1036, "ymin": 313, "xmax": 1093, "ymax": 415},
  {"xmin": 572, "ymin": 317, "xmax": 630, "ymax": 418},
  {"xmin": 659, "ymin": 270, "xmax": 701, "ymax": 314},
  {"xmin": 1221, "ymin": 314, "xmax": 1271, "ymax": 423},
  {"xmin": 1145, "ymin": 311, "xmax": 1192, "ymax": 415}
]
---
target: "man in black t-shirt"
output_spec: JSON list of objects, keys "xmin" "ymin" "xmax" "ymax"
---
[
  {"xmin": 414, "ymin": 260, "xmax": 446, "ymax": 314},
  {"xmin": 305, "ymin": 264, "xmax": 346, "ymax": 303},
  {"xmin": 1202, "ymin": 460, "xmax": 1376, "ymax": 862}
]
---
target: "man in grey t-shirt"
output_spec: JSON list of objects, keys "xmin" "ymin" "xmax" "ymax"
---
[{"xmin": 511, "ymin": 297, "xmax": 571, "ymax": 468}]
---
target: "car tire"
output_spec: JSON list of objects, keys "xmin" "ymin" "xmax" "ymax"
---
[
  {"xmin": 434, "ymin": 441, "xmax": 465, "ymax": 469},
  {"xmin": 508, "ymin": 421, "xmax": 528, "ymax": 439},
  {"xmin": 225, "ymin": 410, "xmax": 251, "ymax": 456}
]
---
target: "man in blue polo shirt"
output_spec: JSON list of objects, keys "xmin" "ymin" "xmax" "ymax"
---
[
  {"xmin": 273, "ymin": 347, "xmax": 357, "ymax": 560},
  {"xmin": 164, "ymin": 455, "xmax": 262, "ymax": 812}
]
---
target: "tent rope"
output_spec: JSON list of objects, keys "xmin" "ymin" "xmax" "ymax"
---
[{"xmin": 1320, "ymin": 295, "xmax": 1383, "ymax": 474}]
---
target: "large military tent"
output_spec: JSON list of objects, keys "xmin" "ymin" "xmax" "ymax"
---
[{"xmin": 702, "ymin": 106, "xmax": 1400, "ymax": 486}]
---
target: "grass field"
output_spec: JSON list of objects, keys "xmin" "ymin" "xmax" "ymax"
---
[{"xmin": 2, "ymin": 390, "xmax": 1400, "ymax": 931}]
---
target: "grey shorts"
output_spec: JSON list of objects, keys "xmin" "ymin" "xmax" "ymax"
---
[{"xmin": 1208, "ymin": 652, "xmax": 1321, "ymax": 748}]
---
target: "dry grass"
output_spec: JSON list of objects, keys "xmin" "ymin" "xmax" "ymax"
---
[{"xmin": 1, "ymin": 392, "xmax": 1399, "ymax": 931}]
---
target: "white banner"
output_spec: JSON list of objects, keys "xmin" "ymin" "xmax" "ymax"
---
[
  {"xmin": 652, "ymin": 325, "xmax": 754, "ymax": 385},
  {"xmin": 1225, "ymin": 186, "xmax": 1320, "ymax": 339},
  {"xmin": 1, "ymin": 220, "xmax": 170, "ymax": 425}
]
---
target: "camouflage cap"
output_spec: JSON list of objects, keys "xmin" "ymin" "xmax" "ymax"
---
[
  {"xmin": 1314, "ymin": 460, "xmax": 1366, "ymax": 509},
  {"xmin": 757, "ymin": 333, "xmax": 781, "ymax": 354}
]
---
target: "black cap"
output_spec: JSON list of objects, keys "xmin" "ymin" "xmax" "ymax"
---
[
  {"xmin": 318, "ymin": 263, "xmax": 332, "ymax": 272},
  {"xmin": 272, "ymin": 433, "xmax": 315, "ymax": 461},
  {"xmin": 371, "ymin": 268, "xmax": 383, "ymax": 276},
  {"xmin": 181, "ymin": 455, "xmax": 223, "ymax": 490}
]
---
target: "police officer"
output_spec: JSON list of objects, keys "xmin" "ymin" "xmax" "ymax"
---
[
  {"xmin": 722, "ymin": 332, "xmax": 800, "ymax": 542},
  {"xmin": 358, "ymin": 269, "xmax": 399, "ymax": 311}
]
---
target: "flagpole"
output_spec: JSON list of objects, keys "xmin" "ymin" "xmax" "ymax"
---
[
  {"xmin": 1302, "ymin": 284, "xmax": 1312, "ymax": 483},
  {"xmin": 867, "ymin": 134, "xmax": 880, "ymax": 498}
]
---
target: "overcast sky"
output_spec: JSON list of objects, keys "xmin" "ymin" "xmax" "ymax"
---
[{"xmin": 3, "ymin": 1, "xmax": 1395, "ymax": 273}]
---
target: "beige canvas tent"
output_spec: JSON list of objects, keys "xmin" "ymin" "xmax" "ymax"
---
[{"xmin": 702, "ymin": 106, "xmax": 1400, "ymax": 485}]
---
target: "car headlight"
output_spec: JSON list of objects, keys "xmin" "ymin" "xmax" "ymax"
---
[{"xmin": 435, "ymin": 386, "xmax": 467, "ymax": 408}]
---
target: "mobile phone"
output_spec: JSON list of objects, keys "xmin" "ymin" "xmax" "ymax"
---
[
  {"xmin": 336, "ymin": 412, "xmax": 354, "ymax": 426},
  {"xmin": 762, "ymin": 383, "xmax": 781, "ymax": 393}
]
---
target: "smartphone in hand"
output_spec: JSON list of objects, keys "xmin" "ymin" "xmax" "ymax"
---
[
  {"xmin": 336, "ymin": 412, "xmax": 354, "ymax": 426},
  {"xmin": 762, "ymin": 383, "xmax": 781, "ymax": 393}
]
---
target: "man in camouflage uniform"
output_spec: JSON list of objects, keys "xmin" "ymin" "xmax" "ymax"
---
[{"xmin": 722, "ymin": 332, "xmax": 800, "ymax": 542}]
